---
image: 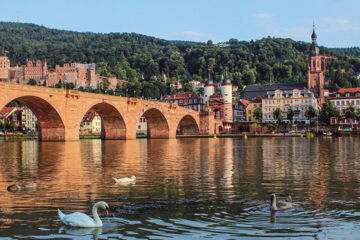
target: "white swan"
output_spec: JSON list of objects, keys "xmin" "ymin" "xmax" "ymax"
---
[
  {"xmin": 270, "ymin": 193, "xmax": 292, "ymax": 211},
  {"xmin": 58, "ymin": 201, "xmax": 109, "ymax": 227},
  {"xmin": 112, "ymin": 175, "xmax": 136, "ymax": 184}
]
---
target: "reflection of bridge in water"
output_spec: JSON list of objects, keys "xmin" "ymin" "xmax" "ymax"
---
[{"xmin": 0, "ymin": 82, "xmax": 218, "ymax": 141}]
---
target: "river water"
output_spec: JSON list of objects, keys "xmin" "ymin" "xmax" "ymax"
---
[{"xmin": 0, "ymin": 137, "xmax": 360, "ymax": 239}]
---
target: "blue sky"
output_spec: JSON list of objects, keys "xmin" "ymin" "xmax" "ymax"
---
[{"xmin": 1, "ymin": 0, "xmax": 359, "ymax": 47}]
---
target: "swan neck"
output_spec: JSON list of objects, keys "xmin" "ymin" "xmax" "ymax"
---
[
  {"xmin": 271, "ymin": 195, "xmax": 277, "ymax": 209},
  {"xmin": 92, "ymin": 203, "xmax": 103, "ymax": 227}
]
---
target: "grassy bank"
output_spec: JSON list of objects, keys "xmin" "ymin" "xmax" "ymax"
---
[{"xmin": 0, "ymin": 135, "xmax": 38, "ymax": 140}]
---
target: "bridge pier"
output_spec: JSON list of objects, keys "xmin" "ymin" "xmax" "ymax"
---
[{"xmin": 39, "ymin": 127, "xmax": 66, "ymax": 141}]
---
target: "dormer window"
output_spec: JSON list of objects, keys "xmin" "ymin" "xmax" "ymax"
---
[
  {"xmin": 355, "ymin": 92, "xmax": 360, "ymax": 97},
  {"xmin": 336, "ymin": 93, "xmax": 340, "ymax": 97},
  {"xmin": 345, "ymin": 93, "xmax": 350, "ymax": 97}
]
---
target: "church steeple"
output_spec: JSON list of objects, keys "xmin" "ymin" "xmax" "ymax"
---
[
  {"xmin": 311, "ymin": 24, "xmax": 317, "ymax": 42},
  {"xmin": 310, "ymin": 24, "xmax": 319, "ymax": 56},
  {"xmin": 307, "ymin": 24, "xmax": 324, "ymax": 104}
]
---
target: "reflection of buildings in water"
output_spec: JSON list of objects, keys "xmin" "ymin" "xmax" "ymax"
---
[
  {"xmin": 334, "ymin": 137, "xmax": 360, "ymax": 182},
  {"xmin": 308, "ymin": 153, "xmax": 327, "ymax": 211},
  {"xmin": 137, "ymin": 139, "xmax": 148, "ymax": 165},
  {"xmin": 222, "ymin": 138, "xmax": 234, "ymax": 193},
  {"xmin": 198, "ymin": 138, "xmax": 217, "ymax": 198},
  {"xmin": 21, "ymin": 141, "xmax": 39, "ymax": 174},
  {"xmin": 102, "ymin": 140, "xmax": 142, "ymax": 177},
  {"xmin": 80, "ymin": 139, "xmax": 103, "ymax": 164},
  {"xmin": 262, "ymin": 138, "xmax": 319, "ymax": 181}
]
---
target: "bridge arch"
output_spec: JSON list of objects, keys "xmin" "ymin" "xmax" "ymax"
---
[
  {"xmin": 177, "ymin": 114, "xmax": 200, "ymax": 135},
  {"xmin": 9, "ymin": 96, "xmax": 65, "ymax": 141},
  {"xmin": 81, "ymin": 103, "xmax": 126, "ymax": 140},
  {"xmin": 142, "ymin": 108, "xmax": 169, "ymax": 138}
]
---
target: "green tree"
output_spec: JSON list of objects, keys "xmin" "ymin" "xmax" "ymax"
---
[
  {"xmin": 9, "ymin": 121, "xmax": 16, "ymax": 133},
  {"xmin": 54, "ymin": 80, "xmax": 62, "ymax": 88},
  {"xmin": 305, "ymin": 105, "xmax": 317, "ymax": 125},
  {"xmin": 267, "ymin": 123, "xmax": 278, "ymax": 132},
  {"xmin": 319, "ymin": 101, "xmax": 340, "ymax": 124},
  {"xmin": 273, "ymin": 107, "xmax": 283, "ymax": 124},
  {"xmin": 28, "ymin": 79, "xmax": 37, "ymax": 85},
  {"xmin": 287, "ymin": 107, "xmax": 294, "ymax": 124},
  {"xmin": 345, "ymin": 104, "xmax": 357, "ymax": 128},
  {"xmin": 254, "ymin": 107, "xmax": 262, "ymax": 122},
  {"xmin": 182, "ymin": 82, "xmax": 194, "ymax": 92}
]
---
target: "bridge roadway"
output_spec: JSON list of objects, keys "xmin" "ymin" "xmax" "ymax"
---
[{"xmin": 0, "ymin": 82, "xmax": 216, "ymax": 141}]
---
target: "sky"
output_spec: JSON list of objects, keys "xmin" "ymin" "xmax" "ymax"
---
[{"xmin": 1, "ymin": 0, "xmax": 360, "ymax": 47}]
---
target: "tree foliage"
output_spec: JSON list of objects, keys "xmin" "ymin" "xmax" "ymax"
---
[
  {"xmin": 273, "ymin": 108, "xmax": 283, "ymax": 124},
  {"xmin": 319, "ymin": 101, "xmax": 340, "ymax": 124},
  {"xmin": 0, "ymin": 22, "xmax": 359, "ymax": 99},
  {"xmin": 254, "ymin": 107, "xmax": 262, "ymax": 122},
  {"xmin": 287, "ymin": 107, "xmax": 294, "ymax": 124},
  {"xmin": 305, "ymin": 105, "xmax": 317, "ymax": 124}
]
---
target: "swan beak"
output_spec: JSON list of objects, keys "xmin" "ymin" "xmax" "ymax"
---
[{"xmin": 106, "ymin": 208, "xmax": 109, "ymax": 215}]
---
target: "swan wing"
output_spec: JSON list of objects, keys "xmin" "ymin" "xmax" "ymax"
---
[
  {"xmin": 276, "ymin": 201, "xmax": 292, "ymax": 210},
  {"xmin": 60, "ymin": 212, "xmax": 97, "ymax": 227}
]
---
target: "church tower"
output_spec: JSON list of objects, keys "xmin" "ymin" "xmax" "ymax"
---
[{"xmin": 307, "ymin": 25, "xmax": 325, "ymax": 103}]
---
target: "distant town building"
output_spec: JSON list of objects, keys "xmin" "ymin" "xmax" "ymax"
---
[
  {"xmin": 233, "ymin": 99, "xmax": 249, "ymax": 123},
  {"xmin": 170, "ymin": 80, "xmax": 183, "ymax": 90},
  {"xmin": 21, "ymin": 106, "xmax": 37, "ymax": 132},
  {"xmin": 80, "ymin": 109, "xmax": 102, "ymax": 135},
  {"xmin": 164, "ymin": 92, "xmax": 205, "ymax": 112},
  {"xmin": 246, "ymin": 97, "xmax": 262, "ymax": 122},
  {"xmin": 190, "ymin": 80, "xmax": 204, "ymax": 91},
  {"xmin": 0, "ymin": 107, "xmax": 18, "ymax": 122},
  {"xmin": 47, "ymin": 62, "xmax": 96, "ymax": 88},
  {"xmin": 137, "ymin": 117, "xmax": 148, "ymax": 136},
  {"xmin": 0, "ymin": 56, "xmax": 10, "ymax": 80},
  {"xmin": 262, "ymin": 89, "xmax": 318, "ymax": 124},
  {"xmin": 328, "ymin": 87, "xmax": 360, "ymax": 125},
  {"xmin": 203, "ymin": 73, "xmax": 233, "ymax": 130},
  {"xmin": 9, "ymin": 65, "xmax": 24, "ymax": 83},
  {"xmin": 24, "ymin": 59, "xmax": 48, "ymax": 84},
  {"xmin": 240, "ymin": 26, "xmax": 326, "ymax": 107}
]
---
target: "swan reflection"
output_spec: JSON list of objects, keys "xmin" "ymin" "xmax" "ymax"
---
[{"xmin": 59, "ymin": 225, "xmax": 102, "ymax": 239}]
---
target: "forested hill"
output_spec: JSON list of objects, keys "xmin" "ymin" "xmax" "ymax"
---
[
  {"xmin": 0, "ymin": 21, "xmax": 359, "ymax": 97},
  {"xmin": 330, "ymin": 47, "xmax": 360, "ymax": 57}
]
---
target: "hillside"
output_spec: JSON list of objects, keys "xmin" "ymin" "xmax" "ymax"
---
[{"xmin": 0, "ymin": 22, "xmax": 359, "ymax": 98}]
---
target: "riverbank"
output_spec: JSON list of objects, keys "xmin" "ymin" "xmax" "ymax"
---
[
  {"xmin": 1, "ymin": 132, "xmax": 358, "ymax": 141},
  {"xmin": 0, "ymin": 135, "xmax": 38, "ymax": 140}
]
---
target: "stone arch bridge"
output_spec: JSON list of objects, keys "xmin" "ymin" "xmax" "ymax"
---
[{"xmin": 0, "ymin": 82, "xmax": 218, "ymax": 141}]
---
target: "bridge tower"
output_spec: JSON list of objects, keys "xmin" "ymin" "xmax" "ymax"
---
[
  {"xmin": 204, "ymin": 73, "xmax": 214, "ymax": 103},
  {"xmin": 221, "ymin": 73, "xmax": 233, "ymax": 130}
]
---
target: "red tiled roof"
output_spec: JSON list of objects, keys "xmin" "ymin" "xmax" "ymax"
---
[
  {"xmin": 337, "ymin": 88, "xmax": 360, "ymax": 94},
  {"xmin": 239, "ymin": 99, "xmax": 250, "ymax": 107},
  {"xmin": 0, "ymin": 107, "xmax": 17, "ymax": 115},
  {"xmin": 0, "ymin": 107, "xmax": 17, "ymax": 119}
]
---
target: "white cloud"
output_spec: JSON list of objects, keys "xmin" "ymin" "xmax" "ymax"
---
[
  {"xmin": 169, "ymin": 31, "xmax": 215, "ymax": 42},
  {"xmin": 251, "ymin": 13, "xmax": 272, "ymax": 18}
]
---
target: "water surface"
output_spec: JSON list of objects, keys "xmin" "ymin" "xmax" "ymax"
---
[{"xmin": 0, "ymin": 137, "xmax": 359, "ymax": 239}]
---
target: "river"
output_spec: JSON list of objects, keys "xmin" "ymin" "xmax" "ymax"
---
[{"xmin": 0, "ymin": 137, "xmax": 360, "ymax": 239}]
